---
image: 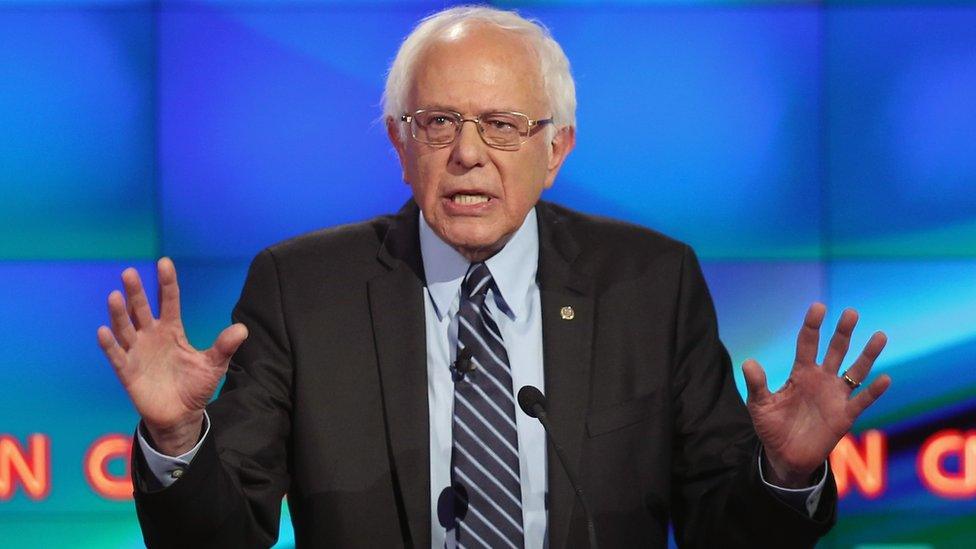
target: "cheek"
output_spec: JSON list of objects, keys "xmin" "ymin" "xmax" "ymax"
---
[
  {"xmin": 498, "ymin": 153, "xmax": 549, "ymax": 210},
  {"xmin": 405, "ymin": 153, "xmax": 442, "ymax": 204}
]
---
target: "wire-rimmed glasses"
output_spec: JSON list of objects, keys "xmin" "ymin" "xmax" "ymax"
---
[{"xmin": 400, "ymin": 109, "xmax": 554, "ymax": 151}]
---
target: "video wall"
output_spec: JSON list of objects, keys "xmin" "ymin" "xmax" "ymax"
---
[{"xmin": 1, "ymin": 1, "xmax": 973, "ymax": 546}]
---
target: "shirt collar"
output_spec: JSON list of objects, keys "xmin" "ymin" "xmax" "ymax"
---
[{"xmin": 419, "ymin": 207, "xmax": 539, "ymax": 322}]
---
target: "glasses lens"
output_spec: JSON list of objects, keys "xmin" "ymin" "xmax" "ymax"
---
[
  {"xmin": 413, "ymin": 111, "xmax": 458, "ymax": 145},
  {"xmin": 480, "ymin": 112, "xmax": 528, "ymax": 148}
]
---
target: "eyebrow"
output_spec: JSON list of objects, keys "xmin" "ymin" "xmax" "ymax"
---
[{"xmin": 416, "ymin": 105, "xmax": 528, "ymax": 115}]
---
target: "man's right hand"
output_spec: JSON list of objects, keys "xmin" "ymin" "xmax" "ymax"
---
[{"xmin": 97, "ymin": 257, "xmax": 248, "ymax": 456}]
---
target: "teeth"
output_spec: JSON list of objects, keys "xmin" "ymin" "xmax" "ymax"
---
[{"xmin": 453, "ymin": 194, "xmax": 490, "ymax": 205}]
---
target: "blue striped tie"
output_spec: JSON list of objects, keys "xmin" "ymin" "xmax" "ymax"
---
[{"xmin": 450, "ymin": 262, "xmax": 524, "ymax": 549}]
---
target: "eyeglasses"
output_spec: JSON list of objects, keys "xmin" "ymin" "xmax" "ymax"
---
[{"xmin": 400, "ymin": 109, "xmax": 554, "ymax": 151}]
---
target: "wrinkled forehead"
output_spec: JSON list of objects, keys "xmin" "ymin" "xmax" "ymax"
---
[{"xmin": 408, "ymin": 23, "xmax": 548, "ymax": 113}]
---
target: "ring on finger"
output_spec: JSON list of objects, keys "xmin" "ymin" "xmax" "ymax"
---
[{"xmin": 842, "ymin": 371, "xmax": 861, "ymax": 390}]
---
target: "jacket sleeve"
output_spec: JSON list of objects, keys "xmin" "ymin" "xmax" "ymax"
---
[
  {"xmin": 668, "ymin": 245, "xmax": 836, "ymax": 548},
  {"xmin": 132, "ymin": 249, "xmax": 293, "ymax": 548}
]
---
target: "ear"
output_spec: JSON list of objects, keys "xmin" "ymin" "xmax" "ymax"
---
[
  {"xmin": 543, "ymin": 125, "xmax": 576, "ymax": 189},
  {"xmin": 386, "ymin": 116, "xmax": 409, "ymax": 182}
]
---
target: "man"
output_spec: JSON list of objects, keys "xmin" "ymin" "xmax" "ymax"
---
[{"xmin": 97, "ymin": 6, "xmax": 890, "ymax": 548}]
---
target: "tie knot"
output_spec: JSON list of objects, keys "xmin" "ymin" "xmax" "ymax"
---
[{"xmin": 463, "ymin": 262, "xmax": 493, "ymax": 299}]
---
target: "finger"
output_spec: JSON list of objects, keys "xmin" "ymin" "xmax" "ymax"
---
[
  {"xmin": 205, "ymin": 323, "xmax": 249, "ymax": 366},
  {"xmin": 847, "ymin": 373, "xmax": 891, "ymax": 418},
  {"xmin": 107, "ymin": 290, "xmax": 136, "ymax": 350},
  {"xmin": 122, "ymin": 267, "xmax": 155, "ymax": 329},
  {"xmin": 97, "ymin": 325, "xmax": 128, "ymax": 371},
  {"xmin": 742, "ymin": 359, "xmax": 772, "ymax": 405},
  {"xmin": 157, "ymin": 257, "xmax": 182, "ymax": 323},
  {"xmin": 822, "ymin": 308, "xmax": 858, "ymax": 375},
  {"xmin": 843, "ymin": 331, "xmax": 888, "ymax": 384},
  {"xmin": 794, "ymin": 302, "xmax": 826, "ymax": 368}
]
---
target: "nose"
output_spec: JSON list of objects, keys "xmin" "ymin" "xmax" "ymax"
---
[{"xmin": 449, "ymin": 119, "xmax": 487, "ymax": 169}]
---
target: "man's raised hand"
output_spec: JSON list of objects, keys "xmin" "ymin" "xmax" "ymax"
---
[
  {"xmin": 742, "ymin": 303, "xmax": 891, "ymax": 487},
  {"xmin": 96, "ymin": 257, "xmax": 247, "ymax": 456}
]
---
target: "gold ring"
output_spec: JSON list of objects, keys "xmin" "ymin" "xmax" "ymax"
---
[{"xmin": 842, "ymin": 372, "xmax": 861, "ymax": 390}]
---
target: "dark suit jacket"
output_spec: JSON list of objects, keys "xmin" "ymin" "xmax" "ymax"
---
[{"xmin": 133, "ymin": 200, "xmax": 836, "ymax": 548}]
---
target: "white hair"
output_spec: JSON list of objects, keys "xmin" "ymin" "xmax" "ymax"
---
[{"xmin": 382, "ymin": 5, "xmax": 577, "ymax": 140}]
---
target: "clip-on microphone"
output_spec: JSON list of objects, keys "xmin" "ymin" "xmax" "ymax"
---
[{"xmin": 450, "ymin": 348, "xmax": 476, "ymax": 382}]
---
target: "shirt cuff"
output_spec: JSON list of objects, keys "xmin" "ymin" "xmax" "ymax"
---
[
  {"xmin": 757, "ymin": 451, "xmax": 827, "ymax": 518},
  {"xmin": 136, "ymin": 412, "xmax": 211, "ymax": 488}
]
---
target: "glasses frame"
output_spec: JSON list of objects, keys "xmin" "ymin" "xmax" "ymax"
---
[{"xmin": 400, "ymin": 109, "xmax": 554, "ymax": 151}]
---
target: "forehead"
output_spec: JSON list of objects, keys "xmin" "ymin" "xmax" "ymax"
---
[{"xmin": 409, "ymin": 24, "xmax": 547, "ymax": 113}]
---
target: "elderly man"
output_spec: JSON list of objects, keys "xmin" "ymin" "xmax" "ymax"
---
[{"xmin": 98, "ymin": 6, "xmax": 889, "ymax": 548}]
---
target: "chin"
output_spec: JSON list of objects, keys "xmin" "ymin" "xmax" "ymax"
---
[
  {"xmin": 441, "ymin": 221, "xmax": 495, "ymax": 244},
  {"xmin": 444, "ymin": 232, "xmax": 508, "ymax": 261}
]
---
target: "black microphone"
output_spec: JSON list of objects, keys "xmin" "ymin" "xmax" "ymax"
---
[
  {"xmin": 518, "ymin": 385, "xmax": 599, "ymax": 549},
  {"xmin": 450, "ymin": 348, "xmax": 476, "ymax": 382}
]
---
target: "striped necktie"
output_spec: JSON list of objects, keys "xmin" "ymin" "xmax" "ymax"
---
[{"xmin": 450, "ymin": 262, "xmax": 524, "ymax": 549}]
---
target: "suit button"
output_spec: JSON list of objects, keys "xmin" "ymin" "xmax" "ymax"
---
[{"xmin": 560, "ymin": 306, "xmax": 575, "ymax": 320}]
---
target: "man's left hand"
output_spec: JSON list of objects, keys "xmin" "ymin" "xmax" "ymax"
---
[{"xmin": 742, "ymin": 303, "xmax": 891, "ymax": 488}]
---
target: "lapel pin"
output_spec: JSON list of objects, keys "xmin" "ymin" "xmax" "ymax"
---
[{"xmin": 560, "ymin": 306, "xmax": 575, "ymax": 321}]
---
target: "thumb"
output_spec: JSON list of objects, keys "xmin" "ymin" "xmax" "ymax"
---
[
  {"xmin": 207, "ymin": 323, "xmax": 249, "ymax": 365},
  {"xmin": 742, "ymin": 359, "xmax": 771, "ymax": 405}
]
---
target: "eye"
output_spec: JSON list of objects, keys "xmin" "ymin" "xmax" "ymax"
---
[
  {"xmin": 483, "ymin": 114, "xmax": 522, "ymax": 134},
  {"xmin": 418, "ymin": 111, "xmax": 457, "ymax": 129},
  {"xmin": 490, "ymin": 120, "xmax": 516, "ymax": 131}
]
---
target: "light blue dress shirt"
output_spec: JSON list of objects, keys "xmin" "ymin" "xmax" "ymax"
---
[{"xmin": 419, "ymin": 208, "xmax": 548, "ymax": 549}]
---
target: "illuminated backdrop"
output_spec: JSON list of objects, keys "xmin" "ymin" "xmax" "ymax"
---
[{"xmin": 1, "ymin": 1, "xmax": 974, "ymax": 547}]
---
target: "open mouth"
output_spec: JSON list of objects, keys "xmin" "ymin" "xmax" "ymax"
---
[{"xmin": 450, "ymin": 193, "xmax": 491, "ymax": 205}]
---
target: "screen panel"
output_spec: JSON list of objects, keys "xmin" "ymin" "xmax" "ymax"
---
[
  {"xmin": 825, "ymin": 261, "xmax": 976, "ymax": 429},
  {"xmin": 0, "ymin": 9, "xmax": 157, "ymax": 260},
  {"xmin": 538, "ymin": 6, "xmax": 823, "ymax": 260},
  {"xmin": 0, "ymin": 1, "xmax": 150, "ymax": 5},
  {"xmin": 157, "ymin": 6, "xmax": 425, "ymax": 261},
  {"xmin": 820, "ymin": 260, "xmax": 976, "ymax": 545},
  {"xmin": 826, "ymin": 7, "xmax": 976, "ymax": 258},
  {"xmin": 0, "ymin": 261, "xmax": 148, "ymax": 538},
  {"xmin": 0, "ymin": 259, "xmax": 254, "ymax": 547}
]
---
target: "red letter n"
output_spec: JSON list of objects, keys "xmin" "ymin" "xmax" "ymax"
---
[
  {"xmin": 830, "ymin": 430, "xmax": 886, "ymax": 499},
  {"xmin": 0, "ymin": 434, "xmax": 51, "ymax": 500}
]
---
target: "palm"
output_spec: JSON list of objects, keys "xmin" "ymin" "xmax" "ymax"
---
[
  {"xmin": 742, "ymin": 304, "xmax": 891, "ymax": 483},
  {"xmin": 118, "ymin": 319, "xmax": 222, "ymax": 428},
  {"xmin": 97, "ymin": 258, "xmax": 247, "ymax": 453}
]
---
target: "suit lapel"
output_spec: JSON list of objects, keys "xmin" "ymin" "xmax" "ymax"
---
[
  {"xmin": 369, "ymin": 201, "xmax": 430, "ymax": 548},
  {"xmin": 536, "ymin": 203, "xmax": 595, "ymax": 549}
]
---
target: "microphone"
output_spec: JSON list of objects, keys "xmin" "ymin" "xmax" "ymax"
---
[
  {"xmin": 518, "ymin": 386, "xmax": 599, "ymax": 549},
  {"xmin": 450, "ymin": 348, "xmax": 476, "ymax": 382}
]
